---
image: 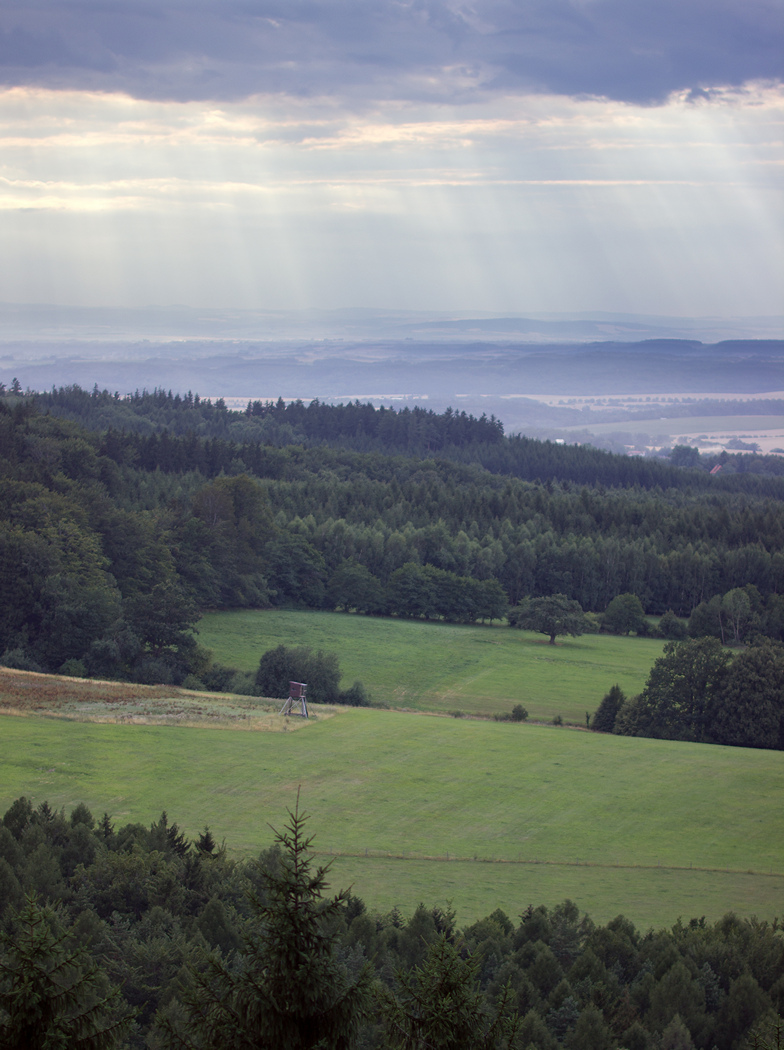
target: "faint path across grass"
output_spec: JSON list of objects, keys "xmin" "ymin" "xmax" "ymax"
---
[{"xmin": 1, "ymin": 705, "xmax": 781, "ymax": 927}]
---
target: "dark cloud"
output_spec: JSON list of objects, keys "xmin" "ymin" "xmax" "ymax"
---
[{"xmin": 0, "ymin": 0, "xmax": 780, "ymax": 104}]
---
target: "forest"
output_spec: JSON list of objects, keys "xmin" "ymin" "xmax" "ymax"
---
[
  {"xmin": 1, "ymin": 796, "xmax": 782, "ymax": 1050},
  {"xmin": 1, "ymin": 386, "xmax": 784, "ymax": 739}
]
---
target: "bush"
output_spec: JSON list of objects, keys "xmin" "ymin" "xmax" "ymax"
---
[
  {"xmin": 603, "ymin": 593, "xmax": 646, "ymax": 635},
  {"xmin": 494, "ymin": 704, "xmax": 528, "ymax": 722},
  {"xmin": 84, "ymin": 638, "xmax": 124, "ymax": 679},
  {"xmin": 200, "ymin": 662, "xmax": 238, "ymax": 692},
  {"xmin": 131, "ymin": 655, "xmax": 177, "ymax": 685},
  {"xmin": 225, "ymin": 671, "xmax": 259, "ymax": 696},
  {"xmin": 59, "ymin": 658, "xmax": 87, "ymax": 678},
  {"xmin": 181, "ymin": 674, "xmax": 206, "ymax": 691},
  {"xmin": 255, "ymin": 645, "xmax": 341, "ymax": 703},
  {"xmin": 339, "ymin": 681, "xmax": 370, "ymax": 707},
  {"xmin": 658, "ymin": 609, "xmax": 688, "ymax": 640},
  {"xmin": 0, "ymin": 648, "xmax": 43, "ymax": 673}
]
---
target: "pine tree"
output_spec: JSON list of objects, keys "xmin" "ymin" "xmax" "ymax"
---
[
  {"xmin": 379, "ymin": 933, "xmax": 520, "ymax": 1050},
  {"xmin": 159, "ymin": 794, "xmax": 373, "ymax": 1049},
  {"xmin": 0, "ymin": 893, "xmax": 133, "ymax": 1050}
]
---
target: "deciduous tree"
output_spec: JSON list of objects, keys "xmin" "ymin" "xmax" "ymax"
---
[
  {"xmin": 603, "ymin": 593, "xmax": 647, "ymax": 635},
  {"xmin": 508, "ymin": 594, "xmax": 586, "ymax": 645},
  {"xmin": 615, "ymin": 638, "xmax": 731, "ymax": 742},
  {"xmin": 709, "ymin": 641, "xmax": 784, "ymax": 749},
  {"xmin": 255, "ymin": 645, "xmax": 341, "ymax": 703}
]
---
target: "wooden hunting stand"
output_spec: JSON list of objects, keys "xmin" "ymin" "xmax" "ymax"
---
[{"xmin": 280, "ymin": 681, "xmax": 308, "ymax": 718}]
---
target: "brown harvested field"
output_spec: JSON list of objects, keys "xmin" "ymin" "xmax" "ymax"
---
[{"xmin": 0, "ymin": 668, "xmax": 337, "ymax": 731}]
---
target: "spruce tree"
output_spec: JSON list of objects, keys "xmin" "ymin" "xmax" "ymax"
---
[
  {"xmin": 0, "ymin": 894, "xmax": 133, "ymax": 1050},
  {"xmin": 159, "ymin": 794, "xmax": 372, "ymax": 1049},
  {"xmin": 379, "ymin": 933, "xmax": 520, "ymax": 1050}
]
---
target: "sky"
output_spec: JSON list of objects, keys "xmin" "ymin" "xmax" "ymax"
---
[{"xmin": 0, "ymin": 0, "xmax": 782, "ymax": 318}]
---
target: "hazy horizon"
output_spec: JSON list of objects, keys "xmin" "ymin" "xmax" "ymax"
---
[{"xmin": 1, "ymin": 302, "xmax": 783, "ymax": 345}]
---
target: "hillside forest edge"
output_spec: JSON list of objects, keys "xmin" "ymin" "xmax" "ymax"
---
[{"xmin": 1, "ymin": 385, "xmax": 784, "ymax": 746}]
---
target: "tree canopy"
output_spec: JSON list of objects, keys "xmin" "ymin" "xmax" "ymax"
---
[
  {"xmin": 508, "ymin": 594, "xmax": 587, "ymax": 645},
  {"xmin": 602, "ymin": 593, "xmax": 647, "ymax": 635},
  {"xmin": 611, "ymin": 638, "xmax": 784, "ymax": 749},
  {"xmin": 4, "ymin": 389, "xmax": 784, "ymax": 687},
  {"xmin": 614, "ymin": 638, "xmax": 731, "ymax": 741},
  {"xmin": 0, "ymin": 894, "xmax": 132, "ymax": 1050},
  {"xmin": 591, "ymin": 685, "xmax": 626, "ymax": 733},
  {"xmin": 255, "ymin": 645, "xmax": 342, "ymax": 704}
]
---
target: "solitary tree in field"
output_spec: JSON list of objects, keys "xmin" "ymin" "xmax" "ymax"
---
[{"xmin": 508, "ymin": 594, "xmax": 586, "ymax": 645}]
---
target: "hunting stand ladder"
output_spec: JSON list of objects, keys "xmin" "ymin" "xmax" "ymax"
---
[{"xmin": 280, "ymin": 681, "xmax": 308, "ymax": 718}]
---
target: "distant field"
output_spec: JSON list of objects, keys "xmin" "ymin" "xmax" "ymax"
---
[
  {"xmin": 1, "ymin": 708, "xmax": 781, "ymax": 929},
  {"xmin": 197, "ymin": 609, "xmax": 665, "ymax": 722},
  {"xmin": 561, "ymin": 414, "xmax": 784, "ymax": 453},
  {"xmin": 562, "ymin": 414, "xmax": 784, "ymax": 437}
]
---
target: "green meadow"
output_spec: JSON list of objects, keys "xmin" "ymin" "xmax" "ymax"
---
[
  {"xmin": 1, "ymin": 707, "xmax": 781, "ymax": 929},
  {"xmin": 197, "ymin": 609, "xmax": 665, "ymax": 721}
]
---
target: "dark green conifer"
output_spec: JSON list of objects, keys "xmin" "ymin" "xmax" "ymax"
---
[
  {"xmin": 0, "ymin": 894, "xmax": 133, "ymax": 1050},
  {"xmin": 159, "ymin": 794, "xmax": 372, "ymax": 1049},
  {"xmin": 379, "ymin": 933, "xmax": 520, "ymax": 1049}
]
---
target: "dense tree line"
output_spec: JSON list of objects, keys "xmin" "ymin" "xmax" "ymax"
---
[
  {"xmin": 3, "ymin": 395, "xmax": 784, "ymax": 687},
  {"xmin": 2, "ymin": 797, "xmax": 783, "ymax": 1049},
  {"xmin": 34, "ymin": 384, "xmax": 784, "ymax": 487},
  {"xmin": 36, "ymin": 386, "xmax": 505, "ymax": 458},
  {"xmin": 594, "ymin": 638, "xmax": 784, "ymax": 750}
]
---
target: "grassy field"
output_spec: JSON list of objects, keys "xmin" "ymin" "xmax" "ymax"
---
[
  {"xmin": 197, "ymin": 609, "xmax": 665, "ymax": 722},
  {"xmin": 2, "ymin": 703, "xmax": 782, "ymax": 929}
]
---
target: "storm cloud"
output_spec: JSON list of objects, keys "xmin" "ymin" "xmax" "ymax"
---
[{"xmin": 1, "ymin": 0, "xmax": 781, "ymax": 106}]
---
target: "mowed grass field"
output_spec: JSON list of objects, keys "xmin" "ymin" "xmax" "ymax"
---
[
  {"xmin": 2, "ymin": 706, "xmax": 782, "ymax": 929},
  {"xmin": 197, "ymin": 609, "xmax": 665, "ymax": 721}
]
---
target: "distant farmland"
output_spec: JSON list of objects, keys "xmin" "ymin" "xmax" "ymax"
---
[
  {"xmin": 197, "ymin": 609, "xmax": 666, "ymax": 722},
  {"xmin": 562, "ymin": 412, "xmax": 784, "ymax": 444}
]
